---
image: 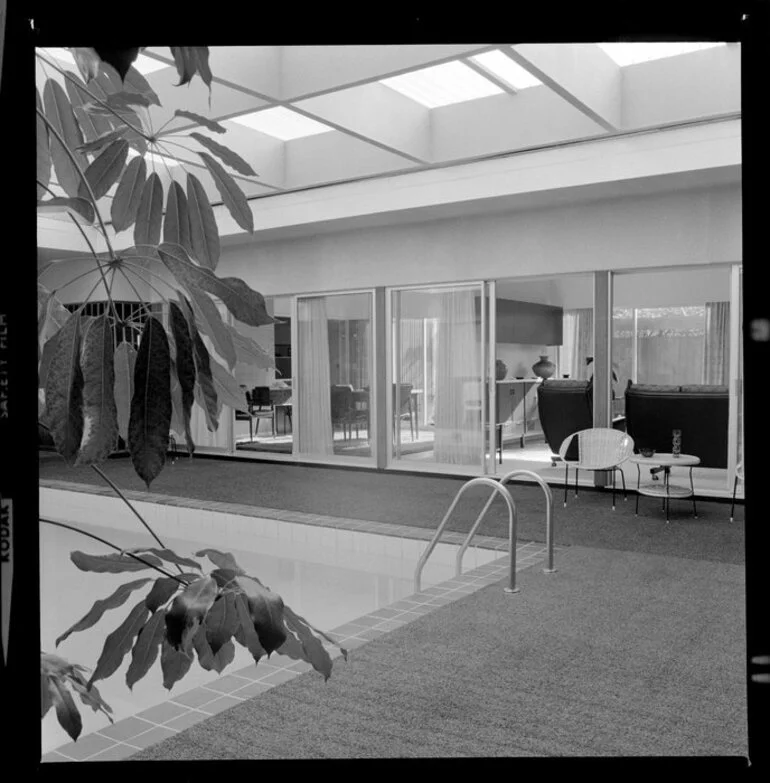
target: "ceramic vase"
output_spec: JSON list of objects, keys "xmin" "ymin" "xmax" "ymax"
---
[
  {"xmin": 532, "ymin": 355, "xmax": 555, "ymax": 380},
  {"xmin": 495, "ymin": 359, "xmax": 508, "ymax": 380}
]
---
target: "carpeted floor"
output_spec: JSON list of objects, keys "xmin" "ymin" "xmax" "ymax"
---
[
  {"xmin": 131, "ymin": 546, "xmax": 747, "ymax": 759},
  {"xmin": 39, "ymin": 452, "xmax": 745, "ymax": 564}
]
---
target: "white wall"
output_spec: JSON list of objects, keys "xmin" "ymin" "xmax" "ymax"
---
[{"xmin": 217, "ymin": 185, "xmax": 740, "ymax": 297}]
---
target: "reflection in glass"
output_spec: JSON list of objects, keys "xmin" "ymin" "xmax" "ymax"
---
[
  {"xmin": 233, "ymin": 296, "xmax": 294, "ymax": 455},
  {"xmin": 392, "ymin": 286, "xmax": 483, "ymax": 467},
  {"xmin": 297, "ymin": 293, "xmax": 373, "ymax": 459}
]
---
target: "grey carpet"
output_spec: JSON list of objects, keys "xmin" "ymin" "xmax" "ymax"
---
[
  {"xmin": 132, "ymin": 546, "xmax": 747, "ymax": 759},
  {"xmin": 39, "ymin": 453, "xmax": 745, "ymax": 564}
]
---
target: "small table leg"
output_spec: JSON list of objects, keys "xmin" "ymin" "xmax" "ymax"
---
[
  {"xmin": 690, "ymin": 467, "xmax": 697, "ymax": 518},
  {"xmin": 635, "ymin": 464, "xmax": 640, "ymax": 516}
]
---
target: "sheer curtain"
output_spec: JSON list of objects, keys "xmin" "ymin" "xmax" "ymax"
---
[
  {"xmin": 562, "ymin": 308, "xmax": 594, "ymax": 379},
  {"xmin": 433, "ymin": 289, "xmax": 482, "ymax": 465},
  {"xmin": 297, "ymin": 297, "xmax": 333, "ymax": 455},
  {"xmin": 703, "ymin": 301, "xmax": 730, "ymax": 385}
]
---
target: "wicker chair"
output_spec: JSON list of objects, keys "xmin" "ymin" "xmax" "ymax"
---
[
  {"xmin": 730, "ymin": 460, "xmax": 744, "ymax": 522},
  {"xmin": 559, "ymin": 428, "xmax": 635, "ymax": 510}
]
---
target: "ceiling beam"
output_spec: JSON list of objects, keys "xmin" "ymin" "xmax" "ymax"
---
[
  {"xmin": 503, "ymin": 44, "xmax": 621, "ymax": 132},
  {"xmin": 461, "ymin": 57, "xmax": 518, "ymax": 96}
]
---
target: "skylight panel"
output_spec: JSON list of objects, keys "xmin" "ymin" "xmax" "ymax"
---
[
  {"xmin": 597, "ymin": 42, "xmax": 726, "ymax": 66},
  {"xmin": 37, "ymin": 48, "xmax": 170, "ymax": 75},
  {"xmin": 230, "ymin": 107, "xmax": 334, "ymax": 141},
  {"xmin": 471, "ymin": 51, "xmax": 542, "ymax": 89},
  {"xmin": 380, "ymin": 61, "xmax": 503, "ymax": 108}
]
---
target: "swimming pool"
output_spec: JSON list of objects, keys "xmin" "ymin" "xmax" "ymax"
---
[{"xmin": 39, "ymin": 487, "xmax": 505, "ymax": 754}]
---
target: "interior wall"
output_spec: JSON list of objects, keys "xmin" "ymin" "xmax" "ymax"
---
[
  {"xmin": 613, "ymin": 266, "xmax": 731, "ymax": 308},
  {"xmin": 219, "ymin": 185, "xmax": 740, "ymax": 296}
]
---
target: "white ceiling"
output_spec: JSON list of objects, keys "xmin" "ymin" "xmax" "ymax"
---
[{"xmin": 36, "ymin": 43, "xmax": 741, "ymax": 235}]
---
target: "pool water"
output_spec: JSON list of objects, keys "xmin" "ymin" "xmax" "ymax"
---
[{"xmin": 39, "ymin": 488, "xmax": 501, "ymax": 752}]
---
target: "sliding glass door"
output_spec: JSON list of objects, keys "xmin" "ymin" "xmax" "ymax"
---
[
  {"xmin": 295, "ymin": 291, "xmax": 375, "ymax": 463},
  {"xmin": 389, "ymin": 283, "xmax": 486, "ymax": 472}
]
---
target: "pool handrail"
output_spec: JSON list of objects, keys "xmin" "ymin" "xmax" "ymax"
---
[
  {"xmin": 455, "ymin": 470, "xmax": 555, "ymax": 580},
  {"xmin": 413, "ymin": 477, "xmax": 519, "ymax": 595}
]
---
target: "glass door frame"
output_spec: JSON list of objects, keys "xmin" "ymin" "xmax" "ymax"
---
[
  {"xmin": 293, "ymin": 287, "xmax": 378, "ymax": 468},
  {"xmin": 385, "ymin": 279, "xmax": 488, "ymax": 476},
  {"xmin": 727, "ymin": 262, "xmax": 742, "ymax": 491}
]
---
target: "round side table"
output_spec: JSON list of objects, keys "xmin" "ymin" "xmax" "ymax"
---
[{"xmin": 628, "ymin": 452, "xmax": 700, "ymax": 524}]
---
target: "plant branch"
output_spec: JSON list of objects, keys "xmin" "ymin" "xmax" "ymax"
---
[
  {"xmin": 114, "ymin": 266, "xmax": 155, "ymax": 320},
  {"xmin": 40, "ymin": 517, "xmax": 191, "ymax": 586},
  {"xmin": 89, "ymin": 465, "xmax": 185, "ymax": 576},
  {"xmin": 36, "ymin": 52, "xmax": 150, "ymax": 141},
  {"xmin": 42, "ymin": 265, "xmax": 100, "ymax": 292},
  {"xmin": 120, "ymin": 260, "xmax": 178, "ymax": 300},
  {"xmin": 36, "ymin": 106, "xmax": 116, "ymax": 260}
]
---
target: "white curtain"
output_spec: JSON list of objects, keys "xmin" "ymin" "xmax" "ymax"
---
[
  {"xmin": 562, "ymin": 308, "xmax": 594, "ymax": 380},
  {"xmin": 703, "ymin": 301, "xmax": 730, "ymax": 385},
  {"xmin": 297, "ymin": 297, "xmax": 333, "ymax": 455},
  {"xmin": 433, "ymin": 290, "xmax": 482, "ymax": 465}
]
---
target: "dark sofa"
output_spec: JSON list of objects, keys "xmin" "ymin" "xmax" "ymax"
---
[{"xmin": 624, "ymin": 381, "xmax": 729, "ymax": 468}]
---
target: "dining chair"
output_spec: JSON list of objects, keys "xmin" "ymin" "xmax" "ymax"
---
[
  {"xmin": 234, "ymin": 388, "xmax": 255, "ymax": 441},
  {"xmin": 730, "ymin": 460, "xmax": 744, "ymax": 522},
  {"xmin": 559, "ymin": 427, "xmax": 635, "ymax": 510},
  {"xmin": 331, "ymin": 384, "xmax": 355, "ymax": 440},
  {"xmin": 250, "ymin": 386, "xmax": 276, "ymax": 438},
  {"xmin": 393, "ymin": 383, "xmax": 415, "ymax": 441}
]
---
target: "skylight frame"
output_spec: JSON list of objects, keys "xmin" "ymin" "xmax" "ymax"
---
[
  {"xmin": 229, "ymin": 106, "xmax": 335, "ymax": 141},
  {"xmin": 379, "ymin": 60, "xmax": 505, "ymax": 108},
  {"xmin": 470, "ymin": 51, "xmax": 542, "ymax": 90}
]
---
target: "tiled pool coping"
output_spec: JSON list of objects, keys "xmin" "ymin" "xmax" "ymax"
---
[{"xmin": 40, "ymin": 480, "xmax": 560, "ymax": 763}]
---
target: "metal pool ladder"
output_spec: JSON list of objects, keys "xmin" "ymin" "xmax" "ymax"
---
[{"xmin": 413, "ymin": 470, "xmax": 555, "ymax": 595}]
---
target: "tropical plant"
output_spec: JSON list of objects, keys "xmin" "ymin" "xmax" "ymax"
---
[{"xmin": 37, "ymin": 47, "xmax": 345, "ymax": 743}]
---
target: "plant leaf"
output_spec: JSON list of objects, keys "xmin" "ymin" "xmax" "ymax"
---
[
  {"xmin": 228, "ymin": 323, "xmax": 275, "ymax": 370},
  {"xmin": 100, "ymin": 90, "xmax": 152, "ymax": 111},
  {"xmin": 145, "ymin": 576, "xmax": 182, "ymax": 612},
  {"xmin": 37, "ymin": 196, "xmax": 95, "ymax": 225},
  {"xmin": 128, "ymin": 315, "xmax": 172, "ymax": 488},
  {"xmin": 163, "ymin": 181, "xmax": 191, "ymax": 253},
  {"xmin": 70, "ymin": 550, "xmax": 164, "ymax": 573},
  {"xmin": 71, "ymin": 47, "xmax": 102, "ymax": 83},
  {"xmin": 49, "ymin": 676, "xmax": 83, "ymax": 741},
  {"xmin": 210, "ymin": 358, "xmax": 249, "ymax": 411},
  {"xmin": 158, "ymin": 243, "xmax": 274, "ymax": 327},
  {"xmin": 55, "ymin": 577, "xmax": 152, "ymax": 647},
  {"xmin": 76, "ymin": 126, "xmax": 128, "ymax": 154},
  {"xmin": 204, "ymin": 592, "xmax": 239, "ymax": 655},
  {"xmin": 125, "ymin": 547, "xmax": 202, "ymax": 571},
  {"xmin": 114, "ymin": 341, "xmax": 136, "ymax": 441},
  {"xmin": 133, "ymin": 172, "xmax": 163, "ymax": 247},
  {"xmin": 190, "ymin": 133, "xmax": 256, "ymax": 176},
  {"xmin": 197, "ymin": 151, "xmax": 254, "ymax": 233},
  {"xmin": 111, "ymin": 155, "xmax": 147, "ymax": 233},
  {"xmin": 186, "ymin": 172, "xmax": 220, "ymax": 270},
  {"xmin": 170, "ymin": 47, "xmax": 211, "ymax": 88},
  {"xmin": 190, "ymin": 326, "xmax": 219, "ymax": 431},
  {"xmin": 125, "ymin": 609, "xmax": 167, "ymax": 690},
  {"xmin": 43, "ymin": 79, "xmax": 87, "ymax": 198},
  {"xmin": 165, "ymin": 575, "xmax": 219, "ymax": 652},
  {"xmin": 282, "ymin": 606, "xmax": 343, "ymax": 680},
  {"xmin": 77, "ymin": 314, "xmax": 119, "ymax": 465},
  {"xmin": 186, "ymin": 287, "xmax": 237, "ymax": 370},
  {"xmin": 93, "ymin": 48, "xmax": 141, "ymax": 82},
  {"xmin": 124, "ymin": 67, "xmax": 161, "ymax": 106},
  {"xmin": 160, "ymin": 638, "xmax": 193, "ymax": 690},
  {"xmin": 235, "ymin": 576, "xmax": 287, "ymax": 655},
  {"xmin": 193, "ymin": 626, "xmax": 235, "ymax": 673},
  {"xmin": 169, "ymin": 364, "xmax": 190, "ymax": 450},
  {"xmin": 64, "ymin": 71, "xmax": 113, "ymax": 142},
  {"xmin": 194, "ymin": 549, "xmax": 246, "ymax": 574},
  {"xmin": 43, "ymin": 315, "xmax": 84, "ymax": 463},
  {"xmin": 174, "ymin": 110, "xmax": 226, "ymax": 134},
  {"xmin": 88, "ymin": 600, "xmax": 151, "ymax": 687},
  {"xmin": 78, "ymin": 138, "xmax": 129, "ymax": 200},
  {"xmin": 233, "ymin": 593, "xmax": 266, "ymax": 663},
  {"xmin": 169, "ymin": 302, "xmax": 196, "ymax": 452},
  {"xmin": 37, "ymin": 88, "xmax": 51, "ymax": 199},
  {"xmin": 68, "ymin": 676, "xmax": 114, "ymax": 722}
]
